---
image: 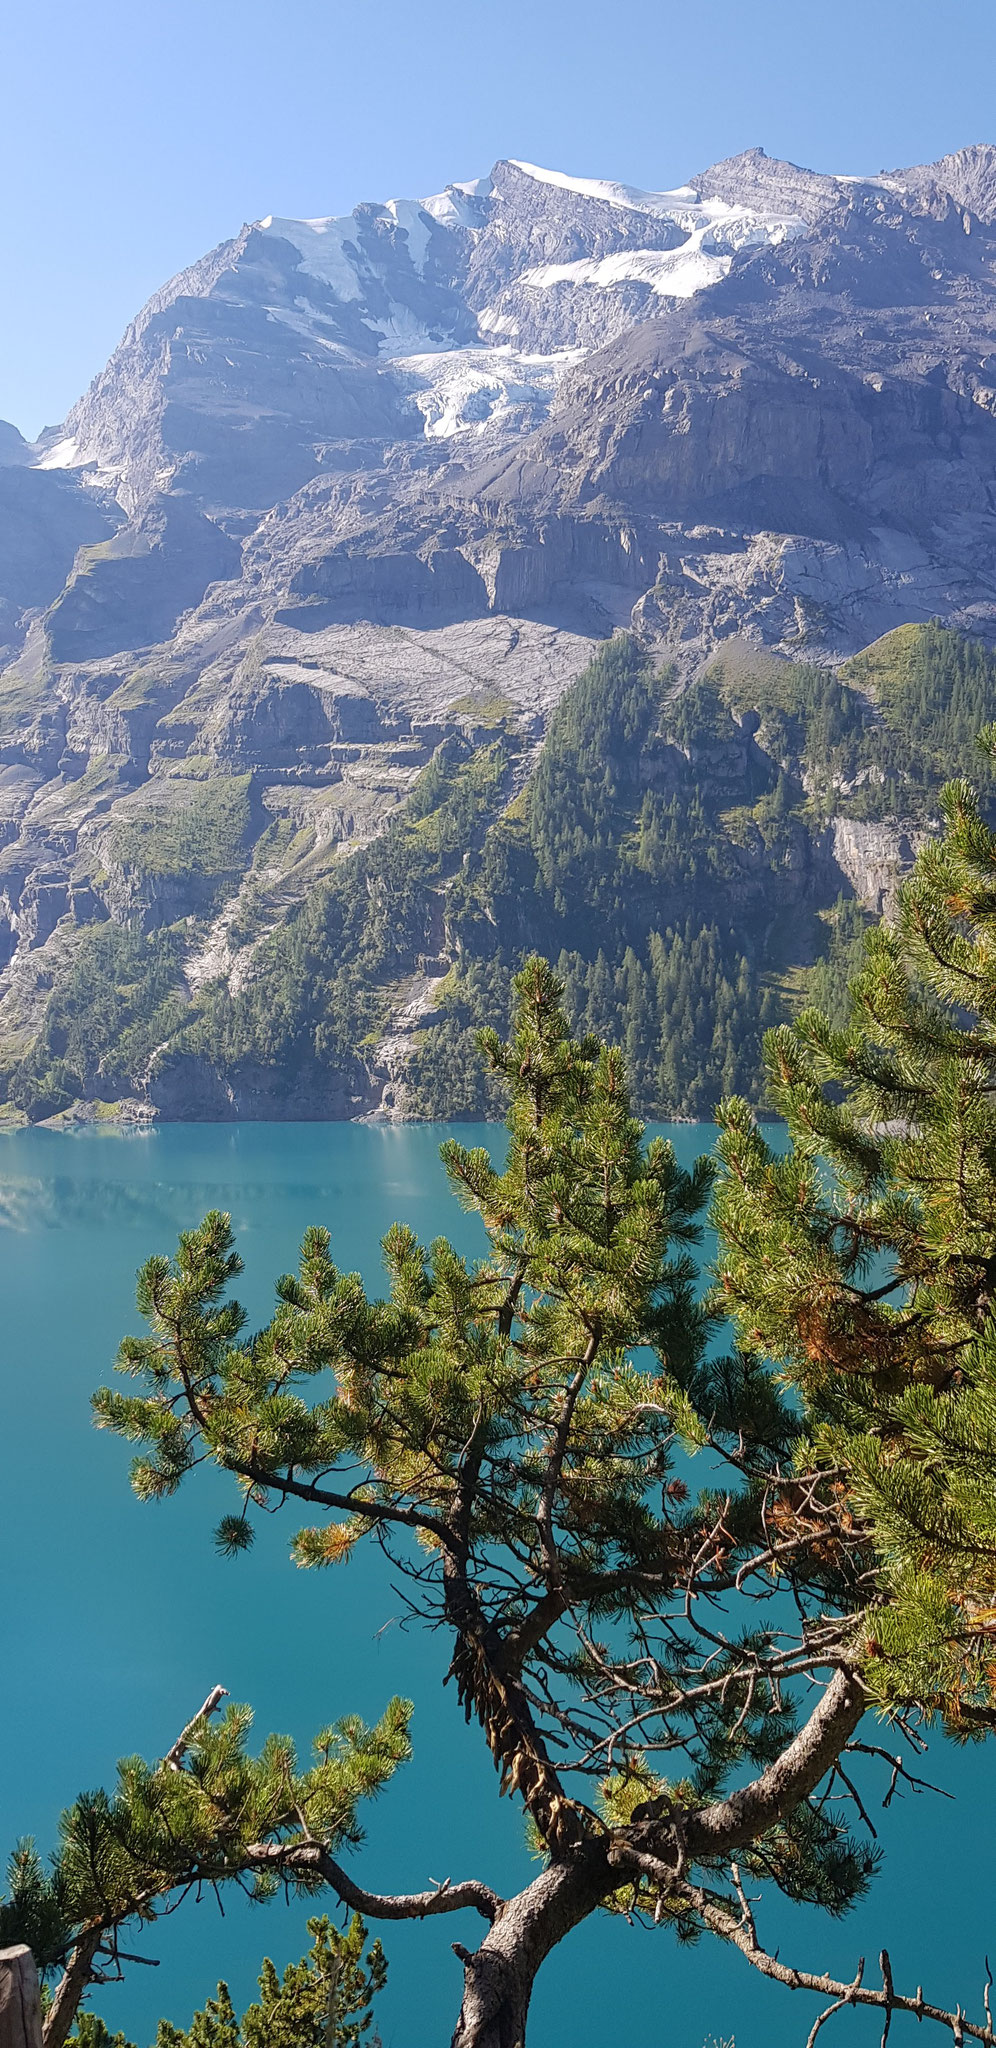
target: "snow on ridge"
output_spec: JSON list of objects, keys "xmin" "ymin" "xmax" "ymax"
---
[
  {"xmin": 420, "ymin": 178, "xmax": 492, "ymax": 229},
  {"xmin": 518, "ymin": 213, "xmax": 807, "ymax": 302},
  {"xmin": 507, "ymin": 160, "xmax": 701, "ymax": 214},
  {"xmin": 259, "ymin": 166, "xmax": 808, "ymax": 315},
  {"xmin": 505, "ymin": 160, "xmax": 814, "ymax": 249},
  {"xmin": 261, "ymin": 181, "xmax": 486, "ymax": 291}
]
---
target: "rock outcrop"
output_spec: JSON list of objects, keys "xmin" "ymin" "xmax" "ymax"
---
[{"xmin": 5, "ymin": 143, "xmax": 996, "ymax": 1116}]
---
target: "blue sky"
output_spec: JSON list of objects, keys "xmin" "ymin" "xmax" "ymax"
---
[{"xmin": 5, "ymin": 0, "xmax": 996, "ymax": 437}]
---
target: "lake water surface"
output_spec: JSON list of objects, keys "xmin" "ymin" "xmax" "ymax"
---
[{"xmin": 2, "ymin": 1122, "xmax": 993, "ymax": 2048}]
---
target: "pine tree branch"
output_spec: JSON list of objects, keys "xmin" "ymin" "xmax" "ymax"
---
[
  {"xmin": 243, "ymin": 1843, "xmax": 502, "ymax": 1923},
  {"xmin": 687, "ymin": 1664, "xmax": 867, "ymax": 1855},
  {"xmin": 162, "ymin": 1685, "xmax": 229, "ymax": 1771},
  {"xmin": 221, "ymin": 1456, "xmax": 451, "ymax": 1545},
  {"xmin": 42, "ymin": 1932, "xmax": 101, "ymax": 2048},
  {"xmin": 683, "ymin": 1881, "xmax": 994, "ymax": 2047},
  {"xmin": 624, "ymin": 1665, "xmax": 867, "ymax": 1864},
  {"xmin": 504, "ymin": 1589, "xmax": 570, "ymax": 1667},
  {"xmin": 41, "ymin": 1688, "xmax": 233, "ymax": 2048},
  {"xmin": 535, "ymin": 1329, "xmax": 601, "ymax": 1583}
]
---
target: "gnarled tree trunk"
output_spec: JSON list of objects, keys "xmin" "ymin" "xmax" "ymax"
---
[{"xmin": 450, "ymin": 1854, "xmax": 609, "ymax": 2048}]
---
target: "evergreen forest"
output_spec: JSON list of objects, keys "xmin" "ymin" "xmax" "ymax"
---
[{"xmin": 5, "ymin": 621, "xmax": 996, "ymax": 1124}]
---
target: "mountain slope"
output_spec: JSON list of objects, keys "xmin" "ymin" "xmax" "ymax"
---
[{"xmin": 6, "ymin": 145, "xmax": 996, "ymax": 1120}]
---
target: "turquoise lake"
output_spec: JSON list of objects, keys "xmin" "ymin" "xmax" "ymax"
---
[{"xmin": 2, "ymin": 1120, "xmax": 994, "ymax": 2048}]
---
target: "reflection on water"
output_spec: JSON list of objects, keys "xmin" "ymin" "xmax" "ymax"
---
[
  {"xmin": 0, "ymin": 1121, "xmax": 521, "ymax": 1238},
  {"xmin": 0, "ymin": 1173, "xmax": 387, "ymax": 1235}
]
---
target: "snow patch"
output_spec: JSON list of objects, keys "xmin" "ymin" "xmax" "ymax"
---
[
  {"xmin": 520, "ymin": 245, "xmax": 730, "ymax": 300},
  {"xmin": 260, "ymin": 214, "xmax": 365, "ymax": 300},
  {"xmin": 385, "ymin": 197, "xmax": 435, "ymax": 274},
  {"xmin": 262, "ymin": 299, "xmax": 356, "ymax": 350},
  {"xmin": 508, "ymin": 160, "xmax": 709, "ymax": 215},
  {"xmin": 369, "ymin": 307, "xmax": 448, "ymax": 354},
  {"xmin": 420, "ymin": 178, "xmax": 492, "ymax": 229},
  {"xmin": 516, "ymin": 205, "xmax": 806, "ymax": 302},
  {"xmin": 35, "ymin": 435, "xmax": 80, "ymax": 469},
  {"xmin": 394, "ymin": 344, "xmax": 581, "ymax": 438}
]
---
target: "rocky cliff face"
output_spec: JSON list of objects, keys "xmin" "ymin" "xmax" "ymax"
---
[{"xmin": 6, "ymin": 144, "xmax": 996, "ymax": 1118}]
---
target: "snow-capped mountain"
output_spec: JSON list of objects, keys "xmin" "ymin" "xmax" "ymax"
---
[
  {"xmin": 7, "ymin": 142, "xmax": 996, "ymax": 1118},
  {"xmin": 29, "ymin": 158, "xmax": 809, "ymax": 513}
]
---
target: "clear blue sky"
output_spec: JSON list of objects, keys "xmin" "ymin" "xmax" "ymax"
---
[{"xmin": 5, "ymin": 0, "xmax": 996, "ymax": 438}]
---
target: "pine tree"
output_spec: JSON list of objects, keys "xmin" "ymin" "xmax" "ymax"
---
[
  {"xmin": 0, "ymin": 1695, "xmax": 408, "ymax": 2048},
  {"xmin": 713, "ymin": 738, "xmax": 996, "ymax": 1731},
  {"xmin": 60, "ymin": 1914, "xmax": 385, "ymax": 2048},
  {"xmin": 80, "ymin": 961, "xmax": 871, "ymax": 2046},
  {"xmin": 20, "ymin": 917, "xmax": 996, "ymax": 2047},
  {"xmin": 155, "ymin": 1913, "xmax": 385, "ymax": 2048}
]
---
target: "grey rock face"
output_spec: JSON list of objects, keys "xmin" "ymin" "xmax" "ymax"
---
[
  {"xmin": 889, "ymin": 144, "xmax": 996, "ymax": 224},
  {"xmin": 829, "ymin": 816, "xmax": 935, "ymax": 917},
  {"xmin": 0, "ymin": 468, "xmax": 121, "ymax": 648},
  {"xmin": 8, "ymin": 141, "xmax": 996, "ymax": 1114},
  {"xmin": 0, "ymin": 421, "xmax": 32, "ymax": 466},
  {"xmin": 45, "ymin": 500, "xmax": 241, "ymax": 661}
]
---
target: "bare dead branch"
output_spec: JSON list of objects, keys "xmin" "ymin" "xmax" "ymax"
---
[
  {"xmin": 682, "ymin": 1882, "xmax": 996, "ymax": 2048},
  {"xmin": 804, "ymin": 1958, "xmax": 866, "ymax": 2048},
  {"xmin": 162, "ymin": 1686, "xmax": 229, "ymax": 1771},
  {"xmin": 845, "ymin": 1742, "xmax": 954, "ymax": 1808},
  {"xmin": 881, "ymin": 1950, "xmax": 895, "ymax": 2048}
]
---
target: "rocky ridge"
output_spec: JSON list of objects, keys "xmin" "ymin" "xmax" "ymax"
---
[{"xmin": 5, "ymin": 145, "xmax": 996, "ymax": 1117}]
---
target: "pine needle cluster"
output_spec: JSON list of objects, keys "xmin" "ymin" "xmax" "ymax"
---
[
  {"xmin": 91, "ymin": 959, "xmax": 872, "ymax": 1924},
  {"xmin": 23, "ymin": 837, "xmax": 996, "ymax": 2045},
  {"xmin": 713, "ymin": 740, "xmax": 996, "ymax": 1728}
]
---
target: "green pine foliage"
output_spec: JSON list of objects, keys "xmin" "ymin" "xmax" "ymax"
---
[
  {"xmin": 62, "ymin": 1915, "xmax": 386, "ymax": 2048},
  {"xmin": 712, "ymin": 732, "xmax": 996, "ymax": 1729},
  {"xmin": 6, "ymin": 924, "xmax": 188, "ymax": 1118},
  {"xmin": 69, "ymin": 2018, "xmax": 136, "ymax": 2048},
  {"xmin": 25, "ymin": 927, "xmax": 996, "ymax": 2039},
  {"xmin": 155, "ymin": 1915, "xmax": 385, "ymax": 2048},
  {"xmin": 92, "ymin": 958, "xmax": 872, "ymax": 1945},
  {"xmin": 0, "ymin": 1701, "xmax": 409, "ymax": 1998}
]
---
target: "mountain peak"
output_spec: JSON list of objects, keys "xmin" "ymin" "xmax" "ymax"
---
[
  {"xmin": 9, "ymin": 141, "xmax": 996, "ymax": 1125},
  {"xmin": 891, "ymin": 142, "xmax": 996, "ymax": 221}
]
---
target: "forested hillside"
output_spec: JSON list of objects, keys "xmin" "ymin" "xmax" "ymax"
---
[
  {"xmin": 4, "ymin": 620, "xmax": 996, "ymax": 1124},
  {"xmin": 404, "ymin": 622, "xmax": 996, "ymax": 1116}
]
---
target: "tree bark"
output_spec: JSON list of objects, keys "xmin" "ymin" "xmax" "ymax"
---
[
  {"xmin": 450, "ymin": 1853, "xmax": 609, "ymax": 2048},
  {"xmin": 43, "ymin": 1932, "xmax": 102, "ymax": 2048},
  {"xmin": 682, "ymin": 1665, "xmax": 866, "ymax": 1860},
  {"xmin": 0, "ymin": 1949, "xmax": 43, "ymax": 2048}
]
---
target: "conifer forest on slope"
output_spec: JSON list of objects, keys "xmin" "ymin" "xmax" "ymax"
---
[{"xmin": 7, "ymin": 619, "xmax": 996, "ymax": 1124}]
